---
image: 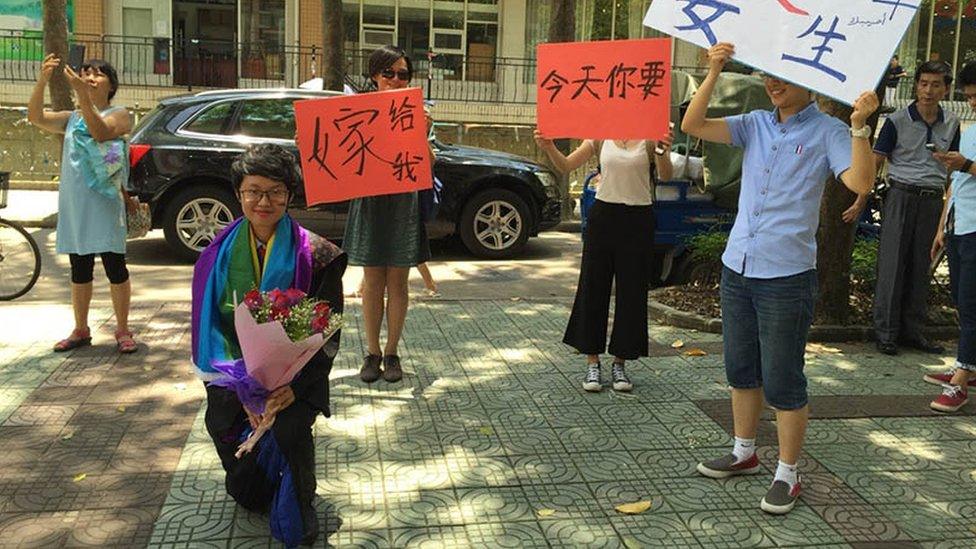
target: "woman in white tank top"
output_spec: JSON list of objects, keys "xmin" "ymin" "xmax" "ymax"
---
[{"xmin": 535, "ymin": 131, "xmax": 673, "ymax": 393}]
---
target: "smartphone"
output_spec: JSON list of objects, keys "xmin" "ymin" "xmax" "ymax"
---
[
  {"xmin": 66, "ymin": 44, "xmax": 86, "ymax": 73},
  {"xmin": 655, "ymin": 122, "xmax": 675, "ymax": 156}
]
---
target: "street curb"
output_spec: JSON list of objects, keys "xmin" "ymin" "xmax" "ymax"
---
[
  {"xmin": 9, "ymin": 180, "xmax": 59, "ymax": 191},
  {"xmin": 648, "ymin": 289, "xmax": 959, "ymax": 343},
  {"xmin": 7, "ymin": 215, "xmax": 57, "ymax": 229}
]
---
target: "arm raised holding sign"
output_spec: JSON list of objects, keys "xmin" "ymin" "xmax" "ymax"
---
[{"xmin": 681, "ymin": 43, "xmax": 734, "ymax": 144}]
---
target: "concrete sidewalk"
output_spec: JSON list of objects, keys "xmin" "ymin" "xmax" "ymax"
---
[
  {"xmin": 2, "ymin": 189, "xmax": 59, "ymax": 228},
  {"xmin": 1, "ymin": 291, "xmax": 974, "ymax": 547}
]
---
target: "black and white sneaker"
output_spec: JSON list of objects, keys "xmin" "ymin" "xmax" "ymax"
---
[
  {"xmin": 583, "ymin": 363, "xmax": 602, "ymax": 392},
  {"xmin": 611, "ymin": 363, "xmax": 633, "ymax": 392}
]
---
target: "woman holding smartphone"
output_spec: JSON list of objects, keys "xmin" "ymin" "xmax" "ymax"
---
[{"xmin": 534, "ymin": 130, "xmax": 673, "ymax": 392}]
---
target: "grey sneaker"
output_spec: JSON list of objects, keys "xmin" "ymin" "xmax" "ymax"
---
[
  {"xmin": 696, "ymin": 453, "xmax": 761, "ymax": 479},
  {"xmin": 760, "ymin": 477, "xmax": 802, "ymax": 514},
  {"xmin": 360, "ymin": 354, "xmax": 382, "ymax": 383},
  {"xmin": 582, "ymin": 363, "xmax": 602, "ymax": 392},
  {"xmin": 611, "ymin": 363, "xmax": 633, "ymax": 392}
]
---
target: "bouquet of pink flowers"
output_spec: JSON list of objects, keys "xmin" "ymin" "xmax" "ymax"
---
[{"xmin": 210, "ymin": 287, "xmax": 342, "ymax": 458}]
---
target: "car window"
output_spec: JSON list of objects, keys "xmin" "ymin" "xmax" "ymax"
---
[
  {"xmin": 131, "ymin": 104, "xmax": 165, "ymax": 134},
  {"xmin": 184, "ymin": 102, "xmax": 234, "ymax": 135},
  {"xmin": 238, "ymin": 99, "xmax": 296, "ymax": 140}
]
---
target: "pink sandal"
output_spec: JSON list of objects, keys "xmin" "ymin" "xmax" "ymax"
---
[
  {"xmin": 54, "ymin": 328, "xmax": 92, "ymax": 353},
  {"xmin": 115, "ymin": 330, "xmax": 138, "ymax": 354}
]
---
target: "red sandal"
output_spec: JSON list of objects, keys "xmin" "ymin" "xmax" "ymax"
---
[
  {"xmin": 53, "ymin": 328, "xmax": 92, "ymax": 353},
  {"xmin": 115, "ymin": 330, "xmax": 138, "ymax": 354}
]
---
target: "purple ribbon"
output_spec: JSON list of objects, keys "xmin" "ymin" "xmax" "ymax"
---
[{"xmin": 208, "ymin": 359, "xmax": 269, "ymax": 415}]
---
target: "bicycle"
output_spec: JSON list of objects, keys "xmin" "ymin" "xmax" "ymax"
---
[{"xmin": 0, "ymin": 172, "xmax": 42, "ymax": 301}]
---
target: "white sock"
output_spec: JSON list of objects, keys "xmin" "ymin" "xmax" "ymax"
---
[
  {"xmin": 732, "ymin": 436, "xmax": 755, "ymax": 463},
  {"xmin": 774, "ymin": 460, "xmax": 798, "ymax": 487}
]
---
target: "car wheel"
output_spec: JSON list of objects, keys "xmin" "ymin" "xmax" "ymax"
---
[
  {"xmin": 667, "ymin": 251, "xmax": 720, "ymax": 286},
  {"xmin": 459, "ymin": 188, "xmax": 531, "ymax": 259},
  {"xmin": 163, "ymin": 185, "xmax": 240, "ymax": 261}
]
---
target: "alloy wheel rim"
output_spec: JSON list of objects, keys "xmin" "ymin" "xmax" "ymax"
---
[
  {"xmin": 175, "ymin": 198, "xmax": 234, "ymax": 251},
  {"xmin": 473, "ymin": 200, "xmax": 522, "ymax": 251}
]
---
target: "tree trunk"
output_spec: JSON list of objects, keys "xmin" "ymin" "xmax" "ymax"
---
[
  {"xmin": 43, "ymin": 0, "xmax": 72, "ymax": 111},
  {"xmin": 548, "ymin": 0, "xmax": 575, "ymax": 159},
  {"xmin": 815, "ymin": 91, "xmax": 884, "ymax": 324},
  {"xmin": 322, "ymin": 0, "xmax": 345, "ymax": 92}
]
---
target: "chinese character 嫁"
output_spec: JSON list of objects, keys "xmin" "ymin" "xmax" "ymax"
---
[
  {"xmin": 306, "ymin": 117, "xmax": 337, "ymax": 179},
  {"xmin": 333, "ymin": 108, "xmax": 381, "ymax": 176}
]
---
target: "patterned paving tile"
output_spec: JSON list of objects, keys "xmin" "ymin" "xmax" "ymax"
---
[
  {"xmin": 147, "ymin": 500, "xmax": 236, "ymax": 545},
  {"xmin": 443, "ymin": 450, "xmax": 518, "ymax": 488},
  {"xmin": 538, "ymin": 518, "xmax": 625, "ymax": 548},
  {"xmin": 680, "ymin": 510, "xmax": 774, "ymax": 548},
  {"xmin": 812, "ymin": 504, "xmax": 910, "ymax": 543},
  {"xmin": 389, "ymin": 525, "xmax": 471, "ymax": 548},
  {"xmin": 511, "ymin": 453, "xmax": 585, "ymax": 485},
  {"xmin": 324, "ymin": 529, "xmax": 391, "ymax": 548},
  {"xmin": 0, "ymin": 511, "xmax": 76, "ymax": 547},
  {"xmin": 464, "ymin": 521, "xmax": 550, "ymax": 548},
  {"xmin": 753, "ymin": 505, "xmax": 846, "ymax": 546},
  {"xmin": 610, "ymin": 513, "xmax": 701, "ymax": 548},
  {"xmin": 571, "ymin": 451, "xmax": 649, "ymax": 484},
  {"xmin": 67, "ymin": 506, "xmax": 158, "ymax": 547},
  {"xmin": 385, "ymin": 489, "xmax": 463, "ymax": 528},
  {"xmin": 521, "ymin": 483, "xmax": 602, "ymax": 519},
  {"xmin": 11, "ymin": 299, "xmax": 976, "ymax": 548},
  {"xmin": 456, "ymin": 486, "xmax": 534, "ymax": 524},
  {"xmin": 877, "ymin": 502, "xmax": 972, "ymax": 542},
  {"xmin": 588, "ymin": 479, "xmax": 668, "ymax": 516}
]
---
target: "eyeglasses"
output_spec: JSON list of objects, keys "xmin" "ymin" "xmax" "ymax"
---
[
  {"xmin": 240, "ymin": 188, "xmax": 289, "ymax": 204},
  {"xmin": 380, "ymin": 68, "xmax": 411, "ymax": 81}
]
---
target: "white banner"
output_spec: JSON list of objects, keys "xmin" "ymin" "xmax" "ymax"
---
[{"xmin": 643, "ymin": 0, "xmax": 920, "ymax": 105}]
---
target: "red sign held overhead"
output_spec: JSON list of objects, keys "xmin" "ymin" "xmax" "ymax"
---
[
  {"xmin": 536, "ymin": 38, "xmax": 672, "ymax": 140},
  {"xmin": 294, "ymin": 87, "xmax": 433, "ymax": 205}
]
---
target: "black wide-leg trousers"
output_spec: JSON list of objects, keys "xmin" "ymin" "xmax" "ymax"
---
[{"xmin": 563, "ymin": 199, "xmax": 655, "ymax": 360}]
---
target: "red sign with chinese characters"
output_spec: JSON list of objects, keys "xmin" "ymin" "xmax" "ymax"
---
[
  {"xmin": 536, "ymin": 38, "xmax": 672, "ymax": 140},
  {"xmin": 294, "ymin": 88, "xmax": 432, "ymax": 205}
]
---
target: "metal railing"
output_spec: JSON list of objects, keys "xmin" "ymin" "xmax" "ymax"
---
[
  {"xmin": 0, "ymin": 30, "xmax": 542, "ymax": 104},
  {"xmin": 4, "ymin": 31, "xmax": 970, "ymax": 119}
]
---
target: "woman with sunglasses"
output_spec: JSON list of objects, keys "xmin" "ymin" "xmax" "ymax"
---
[{"xmin": 345, "ymin": 45, "xmax": 431, "ymax": 383}]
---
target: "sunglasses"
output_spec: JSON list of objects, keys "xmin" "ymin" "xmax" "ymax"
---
[{"xmin": 380, "ymin": 68, "xmax": 411, "ymax": 81}]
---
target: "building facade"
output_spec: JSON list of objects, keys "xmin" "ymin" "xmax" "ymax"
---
[{"xmin": 3, "ymin": 0, "xmax": 975, "ymax": 102}]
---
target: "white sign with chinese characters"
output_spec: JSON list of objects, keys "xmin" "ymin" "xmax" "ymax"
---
[{"xmin": 643, "ymin": 0, "xmax": 920, "ymax": 105}]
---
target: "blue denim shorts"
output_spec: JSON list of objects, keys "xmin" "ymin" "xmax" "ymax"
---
[{"xmin": 721, "ymin": 266, "xmax": 818, "ymax": 410}]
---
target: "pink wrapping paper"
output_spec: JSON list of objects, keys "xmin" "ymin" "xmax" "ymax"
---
[{"xmin": 234, "ymin": 302, "xmax": 326, "ymax": 391}]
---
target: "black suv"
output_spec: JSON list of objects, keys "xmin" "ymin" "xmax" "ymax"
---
[{"xmin": 126, "ymin": 89, "xmax": 562, "ymax": 261}]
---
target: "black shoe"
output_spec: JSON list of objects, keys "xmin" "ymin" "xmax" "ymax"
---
[
  {"xmin": 299, "ymin": 509, "xmax": 320, "ymax": 546},
  {"xmin": 876, "ymin": 341, "xmax": 898, "ymax": 355},
  {"xmin": 900, "ymin": 337, "xmax": 945, "ymax": 355},
  {"xmin": 360, "ymin": 354, "xmax": 382, "ymax": 383},
  {"xmin": 382, "ymin": 354, "xmax": 403, "ymax": 382}
]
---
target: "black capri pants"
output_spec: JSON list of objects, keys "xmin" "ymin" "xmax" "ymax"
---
[
  {"xmin": 69, "ymin": 252, "xmax": 129, "ymax": 284},
  {"xmin": 563, "ymin": 200, "xmax": 654, "ymax": 360}
]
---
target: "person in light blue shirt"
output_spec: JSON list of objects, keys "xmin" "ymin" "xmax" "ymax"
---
[
  {"xmin": 681, "ymin": 43, "xmax": 878, "ymax": 515},
  {"xmin": 928, "ymin": 61, "xmax": 976, "ymax": 413}
]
